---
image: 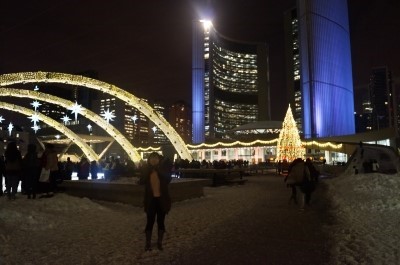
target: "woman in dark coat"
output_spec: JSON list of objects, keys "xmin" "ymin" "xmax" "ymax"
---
[
  {"xmin": 141, "ymin": 152, "xmax": 171, "ymax": 251},
  {"xmin": 5, "ymin": 142, "xmax": 22, "ymax": 200},
  {"xmin": 22, "ymin": 144, "xmax": 41, "ymax": 199}
]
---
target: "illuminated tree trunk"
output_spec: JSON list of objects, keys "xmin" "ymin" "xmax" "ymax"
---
[{"xmin": 276, "ymin": 105, "xmax": 304, "ymax": 162}]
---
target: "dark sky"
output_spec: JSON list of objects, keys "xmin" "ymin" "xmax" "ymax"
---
[{"xmin": 1, "ymin": 0, "xmax": 399, "ymax": 120}]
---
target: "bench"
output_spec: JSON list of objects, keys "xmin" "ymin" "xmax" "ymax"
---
[{"xmin": 177, "ymin": 168, "xmax": 247, "ymax": 186}]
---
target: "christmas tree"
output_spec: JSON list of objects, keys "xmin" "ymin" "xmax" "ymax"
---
[{"xmin": 276, "ymin": 105, "xmax": 304, "ymax": 162}]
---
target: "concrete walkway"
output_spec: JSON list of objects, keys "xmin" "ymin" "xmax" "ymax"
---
[{"xmin": 177, "ymin": 174, "xmax": 334, "ymax": 265}]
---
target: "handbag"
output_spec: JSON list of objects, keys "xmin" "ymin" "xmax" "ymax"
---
[{"xmin": 39, "ymin": 168, "xmax": 50, "ymax": 182}]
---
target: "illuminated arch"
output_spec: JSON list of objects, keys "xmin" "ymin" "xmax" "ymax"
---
[
  {"xmin": 0, "ymin": 72, "xmax": 192, "ymax": 160},
  {"xmin": 0, "ymin": 101, "xmax": 99, "ymax": 161},
  {"xmin": 0, "ymin": 88, "xmax": 141, "ymax": 162}
]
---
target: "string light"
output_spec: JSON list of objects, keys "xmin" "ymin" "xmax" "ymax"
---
[
  {"xmin": 187, "ymin": 139, "xmax": 278, "ymax": 149},
  {"xmin": 137, "ymin": 146, "xmax": 161, "ymax": 151},
  {"xmin": 0, "ymin": 72, "xmax": 192, "ymax": 161},
  {"xmin": 0, "ymin": 88, "xmax": 141, "ymax": 162},
  {"xmin": 0, "ymin": 101, "xmax": 99, "ymax": 161}
]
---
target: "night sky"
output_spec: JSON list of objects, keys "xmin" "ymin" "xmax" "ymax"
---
[{"xmin": 1, "ymin": 0, "xmax": 399, "ymax": 120}]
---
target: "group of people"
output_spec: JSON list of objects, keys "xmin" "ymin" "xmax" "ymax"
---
[
  {"xmin": 0, "ymin": 142, "xmax": 59, "ymax": 200},
  {"xmin": 284, "ymin": 158, "xmax": 320, "ymax": 210}
]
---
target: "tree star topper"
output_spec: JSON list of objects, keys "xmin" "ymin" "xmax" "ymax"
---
[
  {"xmin": 101, "ymin": 108, "xmax": 116, "ymax": 123},
  {"xmin": 69, "ymin": 101, "xmax": 83, "ymax": 121}
]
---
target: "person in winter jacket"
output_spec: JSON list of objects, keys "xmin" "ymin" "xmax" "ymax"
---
[
  {"xmin": 285, "ymin": 158, "xmax": 310, "ymax": 209},
  {"xmin": 304, "ymin": 158, "xmax": 320, "ymax": 205},
  {"xmin": 141, "ymin": 152, "xmax": 172, "ymax": 251},
  {"xmin": 4, "ymin": 142, "xmax": 22, "ymax": 200},
  {"xmin": 41, "ymin": 144, "xmax": 59, "ymax": 197},
  {"xmin": 22, "ymin": 144, "xmax": 41, "ymax": 199}
]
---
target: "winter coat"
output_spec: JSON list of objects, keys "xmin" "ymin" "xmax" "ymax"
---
[
  {"xmin": 22, "ymin": 152, "xmax": 41, "ymax": 178},
  {"xmin": 42, "ymin": 150, "xmax": 59, "ymax": 172},
  {"xmin": 142, "ymin": 165, "xmax": 171, "ymax": 214},
  {"xmin": 285, "ymin": 160, "xmax": 310, "ymax": 184},
  {"xmin": 5, "ymin": 152, "xmax": 22, "ymax": 175},
  {"xmin": 305, "ymin": 161, "xmax": 320, "ymax": 182}
]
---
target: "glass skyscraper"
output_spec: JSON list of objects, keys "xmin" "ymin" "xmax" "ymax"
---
[
  {"xmin": 298, "ymin": 0, "xmax": 355, "ymax": 138},
  {"xmin": 192, "ymin": 20, "xmax": 270, "ymax": 143}
]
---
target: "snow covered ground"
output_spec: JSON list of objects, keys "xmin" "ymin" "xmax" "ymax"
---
[
  {"xmin": 325, "ymin": 172, "xmax": 400, "ymax": 264},
  {"xmin": 1, "ymin": 169, "xmax": 399, "ymax": 264}
]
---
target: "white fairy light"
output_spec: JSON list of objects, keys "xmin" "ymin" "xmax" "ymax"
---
[
  {"xmin": 0, "ymin": 116, "xmax": 4, "ymax": 123},
  {"xmin": 101, "ymin": 108, "xmax": 116, "ymax": 123},
  {"xmin": 30, "ymin": 100, "xmax": 41, "ymax": 111},
  {"xmin": 55, "ymin": 134, "xmax": 60, "ymax": 139},
  {"xmin": 8, "ymin": 122, "xmax": 13, "ymax": 136},
  {"xmin": 152, "ymin": 126, "xmax": 157, "ymax": 133},
  {"xmin": 69, "ymin": 101, "xmax": 83, "ymax": 121},
  {"xmin": 131, "ymin": 115, "xmax": 138, "ymax": 123},
  {"xmin": 87, "ymin": 124, "xmax": 92, "ymax": 132},
  {"xmin": 31, "ymin": 124, "xmax": 40, "ymax": 133},
  {"xmin": 61, "ymin": 115, "xmax": 71, "ymax": 125},
  {"xmin": 28, "ymin": 113, "xmax": 40, "ymax": 124}
]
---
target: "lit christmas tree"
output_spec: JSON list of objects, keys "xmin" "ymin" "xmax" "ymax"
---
[{"xmin": 276, "ymin": 105, "xmax": 304, "ymax": 162}]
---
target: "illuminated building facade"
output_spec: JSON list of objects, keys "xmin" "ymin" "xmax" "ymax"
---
[
  {"xmin": 298, "ymin": 0, "xmax": 355, "ymax": 138},
  {"xmin": 169, "ymin": 101, "xmax": 192, "ymax": 143},
  {"xmin": 284, "ymin": 8, "xmax": 302, "ymax": 131},
  {"xmin": 369, "ymin": 67, "xmax": 395, "ymax": 131},
  {"xmin": 192, "ymin": 20, "xmax": 270, "ymax": 143}
]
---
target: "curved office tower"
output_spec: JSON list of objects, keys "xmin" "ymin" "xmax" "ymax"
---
[
  {"xmin": 298, "ymin": 0, "xmax": 355, "ymax": 138},
  {"xmin": 192, "ymin": 20, "xmax": 270, "ymax": 143}
]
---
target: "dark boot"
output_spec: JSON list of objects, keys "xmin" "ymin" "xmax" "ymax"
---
[
  {"xmin": 145, "ymin": 230, "xmax": 152, "ymax": 251},
  {"xmin": 157, "ymin": 230, "xmax": 165, "ymax": 251}
]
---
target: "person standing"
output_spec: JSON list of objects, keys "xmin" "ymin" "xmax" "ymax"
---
[
  {"xmin": 22, "ymin": 144, "xmax": 41, "ymax": 199},
  {"xmin": 65, "ymin": 157, "xmax": 74, "ymax": 180},
  {"xmin": 78, "ymin": 157, "xmax": 90, "ymax": 180},
  {"xmin": 41, "ymin": 144, "xmax": 59, "ymax": 197},
  {"xmin": 141, "ymin": 152, "xmax": 171, "ymax": 251},
  {"xmin": 285, "ymin": 158, "xmax": 310, "ymax": 210},
  {"xmin": 90, "ymin": 160, "xmax": 98, "ymax": 180},
  {"xmin": 4, "ymin": 142, "xmax": 22, "ymax": 200},
  {"xmin": 304, "ymin": 158, "xmax": 320, "ymax": 205}
]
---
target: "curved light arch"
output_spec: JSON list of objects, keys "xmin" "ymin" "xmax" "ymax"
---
[
  {"xmin": 0, "ymin": 72, "xmax": 192, "ymax": 160},
  {"xmin": 0, "ymin": 88, "xmax": 141, "ymax": 162},
  {"xmin": 0, "ymin": 101, "xmax": 99, "ymax": 161}
]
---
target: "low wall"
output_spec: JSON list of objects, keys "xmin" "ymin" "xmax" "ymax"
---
[{"xmin": 59, "ymin": 178, "xmax": 212, "ymax": 207}]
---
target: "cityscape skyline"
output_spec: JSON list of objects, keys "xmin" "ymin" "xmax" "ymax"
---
[{"xmin": 1, "ymin": 0, "xmax": 399, "ymax": 121}]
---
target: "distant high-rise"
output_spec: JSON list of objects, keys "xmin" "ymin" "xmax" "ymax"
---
[
  {"xmin": 169, "ymin": 101, "xmax": 192, "ymax": 143},
  {"xmin": 297, "ymin": 0, "xmax": 355, "ymax": 138},
  {"xmin": 192, "ymin": 20, "xmax": 270, "ymax": 143},
  {"xmin": 369, "ymin": 66, "xmax": 395, "ymax": 130},
  {"xmin": 284, "ymin": 8, "xmax": 302, "ymax": 131}
]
